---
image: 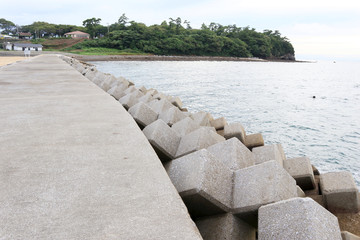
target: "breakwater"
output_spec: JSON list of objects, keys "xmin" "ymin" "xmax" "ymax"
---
[
  {"xmin": 62, "ymin": 55, "xmax": 360, "ymax": 239},
  {"xmin": 0, "ymin": 55, "xmax": 201, "ymax": 239}
]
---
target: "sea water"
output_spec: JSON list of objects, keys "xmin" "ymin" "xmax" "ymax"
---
[{"xmin": 91, "ymin": 60, "xmax": 360, "ymax": 187}]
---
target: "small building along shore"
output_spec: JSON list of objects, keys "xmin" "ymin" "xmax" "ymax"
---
[
  {"xmin": 3, "ymin": 42, "xmax": 43, "ymax": 51},
  {"xmin": 64, "ymin": 31, "xmax": 90, "ymax": 39}
]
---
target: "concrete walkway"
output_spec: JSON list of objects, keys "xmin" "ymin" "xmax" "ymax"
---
[{"xmin": 0, "ymin": 55, "xmax": 201, "ymax": 239}]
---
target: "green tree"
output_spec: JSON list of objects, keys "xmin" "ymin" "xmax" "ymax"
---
[
  {"xmin": 0, "ymin": 18, "xmax": 16, "ymax": 35},
  {"xmin": 82, "ymin": 18, "xmax": 102, "ymax": 38}
]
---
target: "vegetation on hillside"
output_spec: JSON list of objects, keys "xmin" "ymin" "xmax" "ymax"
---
[{"xmin": 0, "ymin": 15, "xmax": 295, "ymax": 60}]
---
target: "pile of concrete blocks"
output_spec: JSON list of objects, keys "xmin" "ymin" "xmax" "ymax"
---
[{"xmin": 61, "ymin": 55, "xmax": 360, "ymax": 240}]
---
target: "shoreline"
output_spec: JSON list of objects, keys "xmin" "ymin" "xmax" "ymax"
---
[
  {"xmin": 72, "ymin": 54, "xmax": 306, "ymax": 63},
  {"xmin": 0, "ymin": 51, "xmax": 308, "ymax": 63}
]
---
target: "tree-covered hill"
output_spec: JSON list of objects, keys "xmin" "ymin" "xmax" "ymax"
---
[
  {"xmin": 73, "ymin": 16, "xmax": 295, "ymax": 60},
  {"xmin": 1, "ymin": 16, "xmax": 295, "ymax": 60}
]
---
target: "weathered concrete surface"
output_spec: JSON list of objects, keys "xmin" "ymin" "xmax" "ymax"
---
[
  {"xmin": 0, "ymin": 55, "xmax": 201, "ymax": 239},
  {"xmin": 258, "ymin": 197, "xmax": 342, "ymax": 240},
  {"xmin": 320, "ymin": 172, "xmax": 360, "ymax": 213}
]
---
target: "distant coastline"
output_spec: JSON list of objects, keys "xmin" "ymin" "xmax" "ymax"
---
[
  {"xmin": 0, "ymin": 51, "xmax": 308, "ymax": 62},
  {"xmin": 73, "ymin": 54, "xmax": 307, "ymax": 63}
]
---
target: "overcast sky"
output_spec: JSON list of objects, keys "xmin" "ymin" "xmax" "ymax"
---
[{"xmin": 2, "ymin": 0, "xmax": 360, "ymax": 61}]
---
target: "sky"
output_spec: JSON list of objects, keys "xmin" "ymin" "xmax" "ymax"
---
[{"xmin": 2, "ymin": 0, "xmax": 360, "ymax": 61}]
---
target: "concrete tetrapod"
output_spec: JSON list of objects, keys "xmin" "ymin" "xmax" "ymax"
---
[
  {"xmin": 107, "ymin": 84, "xmax": 128, "ymax": 100},
  {"xmin": 128, "ymin": 102, "xmax": 158, "ymax": 129},
  {"xmin": 210, "ymin": 117, "xmax": 227, "ymax": 131},
  {"xmin": 165, "ymin": 149, "xmax": 233, "ymax": 218},
  {"xmin": 195, "ymin": 213, "xmax": 256, "ymax": 240},
  {"xmin": 252, "ymin": 144, "xmax": 284, "ymax": 167},
  {"xmin": 138, "ymin": 92, "xmax": 155, "ymax": 103},
  {"xmin": 206, "ymin": 137, "xmax": 255, "ymax": 171},
  {"xmin": 119, "ymin": 90, "xmax": 144, "ymax": 110},
  {"xmin": 99, "ymin": 74, "xmax": 117, "ymax": 91},
  {"xmin": 258, "ymin": 197, "xmax": 342, "ymax": 240},
  {"xmin": 143, "ymin": 119, "xmax": 181, "ymax": 161},
  {"xmin": 232, "ymin": 160, "xmax": 297, "ymax": 225},
  {"xmin": 190, "ymin": 111, "xmax": 213, "ymax": 126},
  {"xmin": 244, "ymin": 133, "xmax": 264, "ymax": 149},
  {"xmin": 148, "ymin": 99, "xmax": 174, "ymax": 115},
  {"xmin": 175, "ymin": 127, "xmax": 225, "ymax": 158},
  {"xmin": 158, "ymin": 106, "xmax": 187, "ymax": 126},
  {"xmin": 224, "ymin": 122, "xmax": 246, "ymax": 143},
  {"xmin": 171, "ymin": 117, "xmax": 200, "ymax": 137},
  {"xmin": 283, "ymin": 156, "xmax": 316, "ymax": 190},
  {"xmin": 320, "ymin": 171, "xmax": 360, "ymax": 213}
]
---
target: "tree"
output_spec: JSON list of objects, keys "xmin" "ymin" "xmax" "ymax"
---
[
  {"xmin": 0, "ymin": 18, "xmax": 16, "ymax": 35},
  {"xmin": 118, "ymin": 13, "xmax": 128, "ymax": 26},
  {"xmin": 82, "ymin": 18, "xmax": 102, "ymax": 38}
]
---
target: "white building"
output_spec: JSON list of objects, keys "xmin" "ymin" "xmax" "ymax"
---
[
  {"xmin": 3, "ymin": 43, "xmax": 43, "ymax": 51},
  {"xmin": 64, "ymin": 31, "xmax": 90, "ymax": 39}
]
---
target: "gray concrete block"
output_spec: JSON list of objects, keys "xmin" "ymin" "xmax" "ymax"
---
[
  {"xmin": 210, "ymin": 117, "xmax": 227, "ymax": 130},
  {"xmin": 171, "ymin": 117, "xmax": 200, "ymax": 137},
  {"xmin": 195, "ymin": 213, "xmax": 256, "ymax": 240},
  {"xmin": 146, "ymin": 88, "xmax": 158, "ymax": 96},
  {"xmin": 207, "ymin": 138, "xmax": 255, "ymax": 171},
  {"xmin": 284, "ymin": 157, "xmax": 316, "ymax": 190},
  {"xmin": 158, "ymin": 106, "xmax": 187, "ymax": 126},
  {"xmin": 153, "ymin": 92, "xmax": 168, "ymax": 100},
  {"xmin": 138, "ymin": 92, "xmax": 155, "ymax": 103},
  {"xmin": 276, "ymin": 143, "xmax": 286, "ymax": 162},
  {"xmin": 202, "ymin": 126, "xmax": 217, "ymax": 132},
  {"xmin": 169, "ymin": 96, "xmax": 183, "ymax": 109},
  {"xmin": 341, "ymin": 231, "xmax": 360, "ymax": 240},
  {"xmin": 81, "ymin": 67, "xmax": 93, "ymax": 76},
  {"xmin": 224, "ymin": 123, "xmax": 245, "ymax": 142},
  {"xmin": 118, "ymin": 90, "xmax": 144, "ymax": 110},
  {"xmin": 116, "ymin": 76, "xmax": 130, "ymax": 88},
  {"xmin": 107, "ymin": 84, "xmax": 128, "ymax": 100},
  {"xmin": 99, "ymin": 74, "xmax": 117, "ymax": 91},
  {"xmin": 175, "ymin": 127, "xmax": 225, "ymax": 158},
  {"xmin": 258, "ymin": 197, "xmax": 342, "ymax": 240},
  {"xmin": 252, "ymin": 144, "xmax": 284, "ymax": 167},
  {"xmin": 138, "ymin": 85, "xmax": 147, "ymax": 93},
  {"xmin": 143, "ymin": 119, "xmax": 181, "ymax": 161},
  {"xmin": 233, "ymin": 160, "xmax": 297, "ymax": 216},
  {"xmin": 128, "ymin": 102, "xmax": 158, "ymax": 129},
  {"xmin": 165, "ymin": 149, "xmax": 233, "ymax": 217},
  {"xmin": 320, "ymin": 172, "xmax": 360, "ymax": 213},
  {"xmin": 84, "ymin": 69, "xmax": 98, "ymax": 82},
  {"xmin": 148, "ymin": 99, "xmax": 174, "ymax": 114},
  {"xmin": 191, "ymin": 111, "xmax": 214, "ymax": 126},
  {"xmin": 123, "ymin": 85, "xmax": 137, "ymax": 95},
  {"xmin": 92, "ymin": 71, "xmax": 107, "ymax": 86},
  {"xmin": 297, "ymin": 185, "xmax": 306, "ymax": 197},
  {"xmin": 244, "ymin": 133, "xmax": 264, "ymax": 149}
]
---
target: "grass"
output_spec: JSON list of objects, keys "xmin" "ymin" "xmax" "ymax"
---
[{"xmin": 61, "ymin": 47, "xmax": 147, "ymax": 55}]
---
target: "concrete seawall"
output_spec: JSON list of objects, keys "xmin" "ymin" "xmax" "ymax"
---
[{"xmin": 0, "ymin": 55, "xmax": 201, "ymax": 239}]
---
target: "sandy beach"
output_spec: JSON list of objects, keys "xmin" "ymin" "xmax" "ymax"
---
[{"xmin": 0, "ymin": 57, "xmax": 26, "ymax": 66}]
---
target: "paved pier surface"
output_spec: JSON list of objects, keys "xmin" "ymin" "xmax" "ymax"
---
[{"xmin": 0, "ymin": 55, "xmax": 201, "ymax": 239}]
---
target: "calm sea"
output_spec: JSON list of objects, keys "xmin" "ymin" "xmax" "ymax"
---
[{"xmin": 91, "ymin": 60, "xmax": 360, "ymax": 187}]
